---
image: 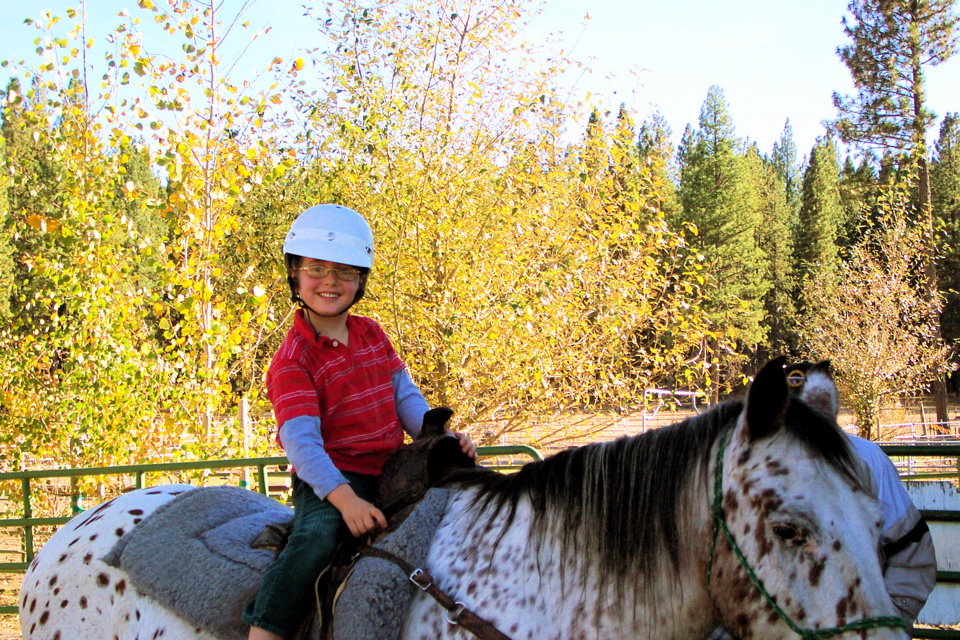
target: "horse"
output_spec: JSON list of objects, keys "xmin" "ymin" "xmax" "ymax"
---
[{"xmin": 19, "ymin": 357, "xmax": 909, "ymax": 640}]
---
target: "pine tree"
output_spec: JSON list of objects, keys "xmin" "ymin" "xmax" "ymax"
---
[
  {"xmin": 613, "ymin": 104, "xmax": 638, "ymax": 165},
  {"xmin": 678, "ymin": 86, "xmax": 770, "ymax": 392},
  {"xmin": 118, "ymin": 142, "xmax": 166, "ymax": 243},
  {"xmin": 796, "ymin": 137, "xmax": 845, "ymax": 313},
  {"xmin": 611, "ymin": 103, "xmax": 641, "ymax": 205},
  {"xmin": 678, "ymin": 87, "xmax": 741, "ymax": 249},
  {"xmin": 638, "ymin": 111, "xmax": 674, "ymax": 161},
  {"xmin": 833, "ymin": 0, "xmax": 959, "ymax": 423},
  {"xmin": 834, "ymin": 0, "xmax": 958, "ymax": 153},
  {"xmin": 933, "ymin": 113, "xmax": 960, "ymax": 231},
  {"xmin": 1, "ymin": 77, "xmax": 71, "ymax": 324},
  {"xmin": 580, "ymin": 107, "xmax": 610, "ymax": 192},
  {"xmin": 933, "ymin": 113, "xmax": 960, "ymax": 348},
  {"xmin": 108, "ymin": 141, "xmax": 168, "ymax": 291},
  {"xmin": 637, "ymin": 110, "xmax": 679, "ymax": 218},
  {"xmin": 839, "ymin": 151, "xmax": 880, "ymax": 247},
  {"xmin": 771, "ymin": 120, "xmax": 801, "ymax": 215},
  {"xmin": 747, "ymin": 147, "xmax": 798, "ymax": 358}
]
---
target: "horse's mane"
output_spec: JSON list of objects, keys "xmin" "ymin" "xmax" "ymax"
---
[{"xmin": 448, "ymin": 395, "xmax": 863, "ymax": 596}]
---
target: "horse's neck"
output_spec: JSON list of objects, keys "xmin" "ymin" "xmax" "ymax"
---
[
  {"xmin": 664, "ymin": 474, "xmax": 718, "ymax": 636},
  {"xmin": 423, "ymin": 485, "xmax": 719, "ymax": 640}
]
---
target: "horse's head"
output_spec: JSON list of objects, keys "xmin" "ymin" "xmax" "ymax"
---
[{"xmin": 711, "ymin": 356, "xmax": 908, "ymax": 640}]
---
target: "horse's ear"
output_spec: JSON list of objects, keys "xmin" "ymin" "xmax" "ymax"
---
[
  {"xmin": 745, "ymin": 356, "xmax": 789, "ymax": 441},
  {"xmin": 798, "ymin": 360, "xmax": 840, "ymax": 419},
  {"xmin": 419, "ymin": 407, "xmax": 454, "ymax": 439}
]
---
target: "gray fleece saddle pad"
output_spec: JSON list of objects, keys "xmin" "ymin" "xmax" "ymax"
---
[
  {"xmin": 102, "ymin": 486, "xmax": 294, "ymax": 640},
  {"xmin": 332, "ymin": 488, "xmax": 451, "ymax": 640},
  {"xmin": 102, "ymin": 485, "xmax": 452, "ymax": 640}
]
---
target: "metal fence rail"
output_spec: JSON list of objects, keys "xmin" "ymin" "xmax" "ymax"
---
[
  {"xmin": 0, "ymin": 444, "xmax": 541, "ymax": 615},
  {"xmin": 879, "ymin": 443, "xmax": 960, "ymax": 639},
  {"xmin": 880, "ymin": 443, "xmax": 960, "ymax": 483}
]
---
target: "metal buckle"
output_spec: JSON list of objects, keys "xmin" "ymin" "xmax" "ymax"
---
[
  {"xmin": 445, "ymin": 602, "xmax": 467, "ymax": 625},
  {"xmin": 409, "ymin": 568, "xmax": 431, "ymax": 591}
]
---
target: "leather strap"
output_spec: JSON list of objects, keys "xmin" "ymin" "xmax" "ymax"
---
[
  {"xmin": 882, "ymin": 518, "xmax": 930, "ymax": 559},
  {"xmin": 358, "ymin": 546, "xmax": 513, "ymax": 640}
]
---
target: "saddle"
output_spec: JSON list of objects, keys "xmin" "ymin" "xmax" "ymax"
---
[{"xmin": 252, "ymin": 407, "xmax": 476, "ymax": 640}]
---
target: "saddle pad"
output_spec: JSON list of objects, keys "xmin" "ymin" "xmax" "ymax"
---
[
  {"xmin": 332, "ymin": 487, "xmax": 451, "ymax": 640},
  {"xmin": 102, "ymin": 486, "xmax": 294, "ymax": 640}
]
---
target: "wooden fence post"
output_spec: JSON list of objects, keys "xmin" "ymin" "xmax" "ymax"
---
[{"xmin": 240, "ymin": 398, "xmax": 251, "ymax": 489}]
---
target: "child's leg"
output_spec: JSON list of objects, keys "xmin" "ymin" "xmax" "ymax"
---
[
  {"xmin": 242, "ymin": 472, "xmax": 379, "ymax": 640},
  {"xmin": 242, "ymin": 475, "xmax": 345, "ymax": 639}
]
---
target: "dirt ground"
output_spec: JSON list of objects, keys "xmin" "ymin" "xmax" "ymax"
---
[
  {"xmin": 0, "ymin": 614, "xmax": 17, "ymax": 640},
  {"xmin": 0, "ymin": 571, "xmax": 19, "ymax": 639}
]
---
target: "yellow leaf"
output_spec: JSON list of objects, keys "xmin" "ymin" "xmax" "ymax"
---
[
  {"xmin": 26, "ymin": 215, "xmax": 59, "ymax": 232},
  {"xmin": 292, "ymin": 58, "xmax": 304, "ymax": 71}
]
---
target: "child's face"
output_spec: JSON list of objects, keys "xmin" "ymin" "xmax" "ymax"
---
[{"xmin": 293, "ymin": 257, "xmax": 363, "ymax": 318}]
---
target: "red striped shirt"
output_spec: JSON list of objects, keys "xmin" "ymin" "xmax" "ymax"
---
[{"xmin": 266, "ymin": 310, "xmax": 406, "ymax": 475}]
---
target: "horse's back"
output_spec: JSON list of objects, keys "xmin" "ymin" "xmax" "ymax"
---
[{"xmin": 19, "ymin": 484, "xmax": 218, "ymax": 640}]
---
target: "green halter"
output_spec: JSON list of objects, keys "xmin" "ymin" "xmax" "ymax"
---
[{"xmin": 706, "ymin": 430, "xmax": 908, "ymax": 640}]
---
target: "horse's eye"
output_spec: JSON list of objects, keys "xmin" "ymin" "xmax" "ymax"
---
[{"xmin": 772, "ymin": 523, "xmax": 804, "ymax": 544}]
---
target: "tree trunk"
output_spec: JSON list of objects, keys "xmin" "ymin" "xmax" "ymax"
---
[{"xmin": 918, "ymin": 156, "xmax": 951, "ymax": 428}]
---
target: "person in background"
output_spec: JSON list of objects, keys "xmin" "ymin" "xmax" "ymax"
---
[
  {"xmin": 783, "ymin": 361, "xmax": 936, "ymax": 625},
  {"xmin": 243, "ymin": 204, "xmax": 476, "ymax": 640}
]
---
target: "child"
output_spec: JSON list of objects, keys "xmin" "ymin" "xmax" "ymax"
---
[{"xmin": 244, "ymin": 204, "xmax": 476, "ymax": 640}]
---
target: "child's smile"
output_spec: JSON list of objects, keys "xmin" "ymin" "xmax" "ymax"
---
[{"xmin": 295, "ymin": 258, "xmax": 361, "ymax": 319}]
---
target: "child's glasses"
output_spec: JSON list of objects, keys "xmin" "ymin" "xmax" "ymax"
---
[{"xmin": 297, "ymin": 265, "xmax": 362, "ymax": 281}]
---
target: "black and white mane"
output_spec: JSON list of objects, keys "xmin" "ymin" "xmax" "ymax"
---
[{"xmin": 447, "ymin": 396, "xmax": 865, "ymax": 596}]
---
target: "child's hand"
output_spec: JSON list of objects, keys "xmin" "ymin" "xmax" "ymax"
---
[
  {"xmin": 452, "ymin": 431, "xmax": 478, "ymax": 460},
  {"xmin": 326, "ymin": 484, "xmax": 387, "ymax": 537}
]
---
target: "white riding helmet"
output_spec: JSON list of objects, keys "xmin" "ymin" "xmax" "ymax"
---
[{"xmin": 283, "ymin": 204, "xmax": 374, "ymax": 268}]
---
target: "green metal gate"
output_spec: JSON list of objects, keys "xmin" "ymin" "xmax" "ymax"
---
[{"xmin": 0, "ymin": 445, "xmax": 541, "ymax": 615}]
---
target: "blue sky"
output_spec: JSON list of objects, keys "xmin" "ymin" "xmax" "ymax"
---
[
  {"xmin": 525, "ymin": 0, "xmax": 960, "ymax": 157},
  {"xmin": 2, "ymin": 0, "xmax": 959, "ymax": 160}
]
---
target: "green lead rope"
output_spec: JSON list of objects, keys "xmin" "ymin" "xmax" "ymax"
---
[{"xmin": 706, "ymin": 430, "xmax": 908, "ymax": 640}]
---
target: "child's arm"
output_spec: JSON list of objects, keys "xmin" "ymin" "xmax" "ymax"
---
[
  {"xmin": 279, "ymin": 415, "xmax": 349, "ymax": 499},
  {"xmin": 393, "ymin": 369, "xmax": 477, "ymax": 459},
  {"xmin": 281, "ymin": 416, "xmax": 388, "ymax": 537},
  {"xmin": 392, "ymin": 369, "xmax": 430, "ymax": 438}
]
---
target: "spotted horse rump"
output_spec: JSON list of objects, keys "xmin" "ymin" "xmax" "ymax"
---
[
  {"xmin": 20, "ymin": 358, "xmax": 911, "ymax": 640},
  {"xmin": 19, "ymin": 484, "xmax": 219, "ymax": 640}
]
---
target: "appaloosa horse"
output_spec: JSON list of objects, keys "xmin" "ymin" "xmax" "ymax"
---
[{"xmin": 20, "ymin": 357, "xmax": 909, "ymax": 640}]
